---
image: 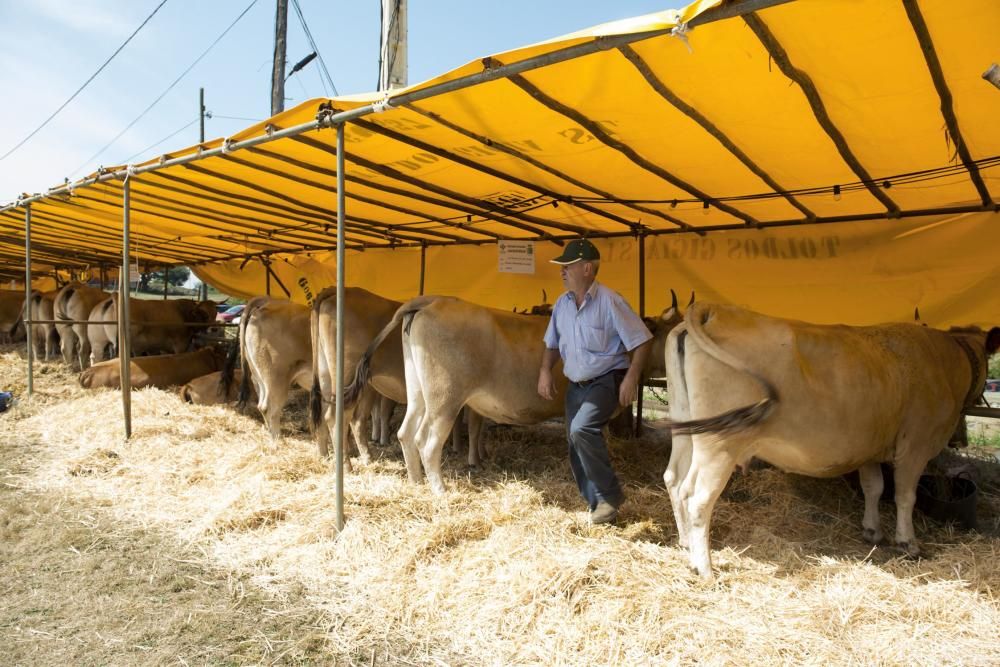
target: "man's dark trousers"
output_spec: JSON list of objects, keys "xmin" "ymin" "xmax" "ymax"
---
[{"xmin": 565, "ymin": 369, "xmax": 626, "ymax": 511}]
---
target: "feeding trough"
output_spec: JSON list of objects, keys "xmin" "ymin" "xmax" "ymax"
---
[{"xmin": 915, "ymin": 473, "xmax": 978, "ymax": 531}]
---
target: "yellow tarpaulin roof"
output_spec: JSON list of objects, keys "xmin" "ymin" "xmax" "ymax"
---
[{"xmin": 0, "ymin": 0, "xmax": 997, "ymax": 324}]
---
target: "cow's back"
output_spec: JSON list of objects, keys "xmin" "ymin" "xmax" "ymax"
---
[
  {"xmin": 682, "ymin": 304, "xmax": 974, "ymax": 475},
  {"xmin": 407, "ymin": 298, "xmax": 563, "ymax": 424}
]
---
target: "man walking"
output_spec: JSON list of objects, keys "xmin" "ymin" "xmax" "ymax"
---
[{"xmin": 537, "ymin": 239, "xmax": 652, "ymax": 525}]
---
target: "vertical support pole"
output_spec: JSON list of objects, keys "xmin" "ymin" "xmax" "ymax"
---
[
  {"xmin": 163, "ymin": 265, "xmax": 169, "ymax": 300},
  {"xmin": 120, "ymin": 179, "xmax": 133, "ymax": 440},
  {"xmin": 265, "ymin": 258, "xmax": 272, "ymax": 296},
  {"xmin": 334, "ymin": 122, "xmax": 346, "ymax": 531},
  {"xmin": 634, "ymin": 232, "xmax": 646, "ymax": 438},
  {"xmin": 24, "ymin": 204, "xmax": 33, "ymax": 398},
  {"xmin": 418, "ymin": 242, "xmax": 426, "ymax": 295},
  {"xmin": 99, "ymin": 264, "xmax": 107, "ymax": 291}
]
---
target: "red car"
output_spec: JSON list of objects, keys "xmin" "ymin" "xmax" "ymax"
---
[{"xmin": 216, "ymin": 304, "xmax": 245, "ymax": 323}]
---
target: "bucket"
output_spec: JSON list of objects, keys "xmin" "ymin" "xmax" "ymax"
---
[{"xmin": 915, "ymin": 473, "xmax": 977, "ymax": 531}]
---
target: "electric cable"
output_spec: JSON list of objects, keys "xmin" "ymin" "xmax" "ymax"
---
[
  {"xmin": 71, "ymin": 0, "xmax": 259, "ymax": 178},
  {"xmin": 0, "ymin": 0, "xmax": 170, "ymax": 162}
]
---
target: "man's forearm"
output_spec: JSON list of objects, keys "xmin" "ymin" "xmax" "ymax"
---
[
  {"xmin": 540, "ymin": 347, "xmax": 560, "ymax": 373},
  {"xmin": 626, "ymin": 340, "xmax": 653, "ymax": 380}
]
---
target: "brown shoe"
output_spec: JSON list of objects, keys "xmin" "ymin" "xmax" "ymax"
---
[{"xmin": 590, "ymin": 500, "xmax": 619, "ymax": 525}]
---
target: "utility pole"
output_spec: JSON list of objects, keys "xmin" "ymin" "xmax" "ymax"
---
[
  {"xmin": 379, "ymin": 0, "xmax": 408, "ymax": 91},
  {"xmin": 271, "ymin": 0, "xmax": 289, "ymax": 115},
  {"xmin": 199, "ymin": 87, "xmax": 206, "ymax": 144},
  {"xmin": 198, "ymin": 87, "xmax": 209, "ymax": 302}
]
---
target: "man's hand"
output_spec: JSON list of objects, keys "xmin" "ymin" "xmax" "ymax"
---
[
  {"xmin": 618, "ymin": 373, "xmax": 639, "ymax": 407},
  {"xmin": 538, "ymin": 367, "xmax": 556, "ymax": 401}
]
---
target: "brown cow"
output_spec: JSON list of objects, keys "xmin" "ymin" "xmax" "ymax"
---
[
  {"xmin": 79, "ymin": 347, "xmax": 225, "ymax": 390},
  {"xmin": 663, "ymin": 303, "xmax": 1000, "ymax": 580},
  {"xmin": 234, "ymin": 297, "xmax": 322, "ymax": 439},
  {"xmin": 181, "ymin": 369, "xmax": 248, "ymax": 405},
  {"xmin": 88, "ymin": 294, "xmax": 217, "ymax": 359},
  {"xmin": 0, "ymin": 289, "xmax": 25, "ymax": 344},
  {"xmin": 310, "ymin": 287, "xmax": 480, "ymax": 466},
  {"xmin": 344, "ymin": 291, "xmax": 684, "ymax": 494},
  {"xmin": 54, "ymin": 283, "xmax": 110, "ymax": 369},
  {"xmin": 28, "ymin": 290, "xmax": 60, "ymax": 361}
]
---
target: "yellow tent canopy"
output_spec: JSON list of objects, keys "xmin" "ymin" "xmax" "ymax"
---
[{"xmin": 1, "ymin": 0, "xmax": 997, "ymax": 325}]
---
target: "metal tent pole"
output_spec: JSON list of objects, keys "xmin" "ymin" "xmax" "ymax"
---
[
  {"xmin": 334, "ymin": 123, "xmax": 346, "ymax": 531},
  {"xmin": 634, "ymin": 232, "xmax": 646, "ymax": 438},
  {"xmin": 163, "ymin": 265, "xmax": 169, "ymax": 299},
  {"xmin": 419, "ymin": 242, "xmax": 426, "ymax": 295},
  {"xmin": 24, "ymin": 204, "xmax": 33, "ymax": 398},
  {"xmin": 120, "ymin": 179, "xmax": 133, "ymax": 439}
]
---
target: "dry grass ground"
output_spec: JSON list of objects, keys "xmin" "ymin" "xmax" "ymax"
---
[{"xmin": 2, "ymin": 342, "xmax": 1000, "ymax": 665}]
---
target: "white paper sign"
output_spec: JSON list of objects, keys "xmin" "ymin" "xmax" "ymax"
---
[{"xmin": 498, "ymin": 240, "xmax": 536, "ymax": 274}]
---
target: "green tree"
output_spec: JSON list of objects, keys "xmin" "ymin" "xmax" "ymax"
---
[{"xmin": 165, "ymin": 266, "xmax": 191, "ymax": 286}]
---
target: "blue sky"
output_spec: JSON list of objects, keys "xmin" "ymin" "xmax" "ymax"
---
[{"xmin": 0, "ymin": 0, "xmax": 677, "ymax": 204}]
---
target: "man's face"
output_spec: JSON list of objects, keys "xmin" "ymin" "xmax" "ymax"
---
[{"xmin": 560, "ymin": 260, "xmax": 591, "ymax": 292}]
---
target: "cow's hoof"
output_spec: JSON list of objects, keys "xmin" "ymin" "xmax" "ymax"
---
[
  {"xmin": 862, "ymin": 528, "xmax": 883, "ymax": 544},
  {"xmin": 897, "ymin": 541, "xmax": 921, "ymax": 558}
]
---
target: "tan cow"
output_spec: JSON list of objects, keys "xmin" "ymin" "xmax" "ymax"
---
[
  {"xmin": 0, "ymin": 289, "xmax": 25, "ymax": 344},
  {"xmin": 54, "ymin": 283, "xmax": 110, "ymax": 369},
  {"xmin": 309, "ymin": 287, "xmax": 478, "ymax": 466},
  {"xmin": 344, "ymin": 292, "xmax": 684, "ymax": 494},
  {"xmin": 663, "ymin": 303, "xmax": 1000, "ymax": 580},
  {"xmin": 28, "ymin": 290, "xmax": 60, "ymax": 361},
  {"xmin": 88, "ymin": 294, "xmax": 217, "ymax": 359},
  {"xmin": 233, "ymin": 297, "xmax": 319, "ymax": 439},
  {"xmin": 181, "ymin": 369, "xmax": 248, "ymax": 405},
  {"xmin": 79, "ymin": 347, "xmax": 225, "ymax": 390}
]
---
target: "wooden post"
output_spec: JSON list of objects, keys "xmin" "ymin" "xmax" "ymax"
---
[
  {"xmin": 271, "ymin": 0, "xmax": 288, "ymax": 115},
  {"xmin": 24, "ymin": 204, "xmax": 33, "ymax": 398},
  {"xmin": 120, "ymin": 180, "xmax": 133, "ymax": 440}
]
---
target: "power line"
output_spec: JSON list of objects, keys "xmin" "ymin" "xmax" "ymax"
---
[
  {"xmin": 71, "ymin": 0, "xmax": 259, "ymax": 178},
  {"xmin": 290, "ymin": 0, "xmax": 338, "ymax": 96},
  {"xmin": 120, "ymin": 117, "xmax": 199, "ymax": 164},
  {"xmin": 0, "ymin": 0, "xmax": 170, "ymax": 162}
]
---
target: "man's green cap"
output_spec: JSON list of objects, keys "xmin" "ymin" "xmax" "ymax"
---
[{"xmin": 550, "ymin": 239, "xmax": 600, "ymax": 265}]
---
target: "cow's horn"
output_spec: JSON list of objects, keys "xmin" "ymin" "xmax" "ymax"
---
[
  {"xmin": 541, "ymin": 288, "xmax": 547, "ymax": 303},
  {"xmin": 670, "ymin": 289, "xmax": 678, "ymax": 310},
  {"xmin": 914, "ymin": 306, "xmax": 921, "ymax": 322},
  {"xmin": 688, "ymin": 291, "xmax": 695, "ymax": 306}
]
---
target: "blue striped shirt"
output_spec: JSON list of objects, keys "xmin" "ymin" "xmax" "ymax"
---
[{"xmin": 543, "ymin": 282, "xmax": 652, "ymax": 383}]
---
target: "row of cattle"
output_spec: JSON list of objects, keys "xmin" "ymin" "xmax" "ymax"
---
[
  {"xmin": 0, "ymin": 285, "xmax": 217, "ymax": 370},
  {"xmin": 329, "ymin": 290, "xmax": 999, "ymax": 580},
  {"xmin": 5, "ymin": 285, "xmax": 998, "ymax": 580}
]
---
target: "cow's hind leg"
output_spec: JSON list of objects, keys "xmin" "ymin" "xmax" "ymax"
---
[
  {"xmin": 858, "ymin": 462, "xmax": 884, "ymax": 544},
  {"xmin": 682, "ymin": 440, "xmax": 739, "ymax": 580},
  {"xmin": 664, "ymin": 433, "xmax": 694, "ymax": 548},
  {"xmin": 416, "ymin": 404, "xmax": 463, "ymax": 495},
  {"xmin": 892, "ymin": 456, "xmax": 931, "ymax": 558},
  {"xmin": 350, "ymin": 386, "xmax": 377, "ymax": 465},
  {"xmin": 376, "ymin": 396, "xmax": 395, "ymax": 446},
  {"xmin": 396, "ymin": 341, "xmax": 425, "ymax": 483},
  {"xmin": 467, "ymin": 409, "xmax": 486, "ymax": 467}
]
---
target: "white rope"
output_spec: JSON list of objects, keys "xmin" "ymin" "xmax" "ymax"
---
[
  {"xmin": 221, "ymin": 138, "xmax": 233, "ymax": 154},
  {"xmin": 124, "ymin": 163, "xmax": 137, "ymax": 183},
  {"xmin": 671, "ymin": 21, "xmax": 693, "ymax": 54},
  {"xmin": 372, "ymin": 93, "xmax": 395, "ymax": 114}
]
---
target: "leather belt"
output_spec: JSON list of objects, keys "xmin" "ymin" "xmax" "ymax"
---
[{"xmin": 573, "ymin": 369, "xmax": 626, "ymax": 387}]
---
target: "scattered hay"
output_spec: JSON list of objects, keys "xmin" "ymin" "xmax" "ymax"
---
[{"xmin": 2, "ymin": 342, "xmax": 1000, "ymax": 665}]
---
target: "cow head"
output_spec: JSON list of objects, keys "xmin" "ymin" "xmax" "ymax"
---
[{"xmin": 642, "ymin": 289, "xmax": 694, "ymax": 379}]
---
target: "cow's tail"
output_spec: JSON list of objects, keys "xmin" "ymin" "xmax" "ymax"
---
[
  {"xmin": 54, "ymin": 284, "xmax": 76, "ymax": 322},
  {"xmin": 220, "ymin": 341, "xmax": 240, "ymax": 400},
  {"xmin": 308, "ymin": 288, "xmax": 336, "ymax": 432},
  {"xmin": 666, "ymin": 303, "xmax": 778, "ymax": 436},
  {"xmin": 343, "ymin": 295, "xmax": 444, "ymax": 407},
  {"xmin": 236, "ymin": 297, "xmax": 266, "ymax": 409}
]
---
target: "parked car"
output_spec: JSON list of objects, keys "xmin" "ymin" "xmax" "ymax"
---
[
  {"xmin": 216, "ymin": 304, "xmax": 245, "ymax": 323},
  {"xmin": 986, "ymin": 379, "xmax": 1000, "ymax": 392}
]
